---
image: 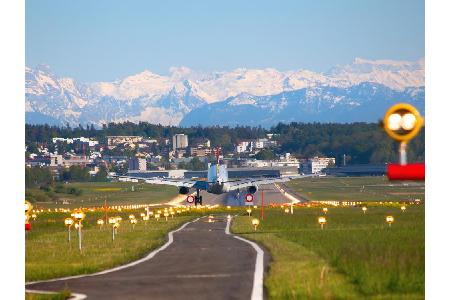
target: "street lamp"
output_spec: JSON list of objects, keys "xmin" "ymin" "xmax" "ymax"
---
[
  {"xmin": 318, "ymin": 216, "xmax": 327, "ymax": 230},
  {"xmin": 386, "ymin": 216, "xmax": 394, "ymax": 227},
  {"xmin": 246, "ymin": 208, "xmax": 252, "ymax": 217},
  {"xmin": 64, "ymin": 218, "xmax": 74, "ymax": 241},
  {"xmin": 251, "ymin": 218, "xmax": 260, "ymax": 231},
  {"xmin": 362, "ymin": 206, "xmax": 367, "ymax": 214},
  {"xmin": 72, "ymin": 210, "xmax": 85, "ymax": 251}
]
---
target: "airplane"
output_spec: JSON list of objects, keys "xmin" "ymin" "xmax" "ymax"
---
[{"xmin": 115, "ymin": 148, "xmax": 314, "ymax": 205}]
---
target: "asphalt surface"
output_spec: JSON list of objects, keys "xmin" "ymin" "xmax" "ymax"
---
[
  {"xmin": 26, "ymin": 215, "xmax": 269, "ymax": 300},
  {"xmin": 202, "ymin": 183, "xmax": 292, "ymax": 206}
]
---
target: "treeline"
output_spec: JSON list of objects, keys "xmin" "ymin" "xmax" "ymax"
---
[
  {"xmin": 271, "ymin": 122, "xmax": 425, "ymax": 165},
  {"xmin": 25, "ymin": 122, "xmax": 267, "ymax": 152},
  {"xmin": 26, "ymin": 165, "xmax": 109, "ymax": 189},
  {"xmin": 25, "ymin": 121, "xmax": 425, "ymax": 165}
]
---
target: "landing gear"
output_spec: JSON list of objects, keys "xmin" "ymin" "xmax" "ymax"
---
[{"xmin": 194, "ymin": 189, "xmax": 203, "ymax": 206}]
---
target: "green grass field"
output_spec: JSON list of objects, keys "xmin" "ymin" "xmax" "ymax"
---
[
  {"xmin": 232, "ymin": 205, "xmax": 424, "ymax": 299},
  {"xmin": 27, "ymin": 182, "xmax": 179, "ymax": 209},
  {"xmin": 26, "ymin": 209, "xmax": 204, "ymax": 282},
  {"xmin": 285, "ymin": 176, "xmax": 425, "ymax": 202}
]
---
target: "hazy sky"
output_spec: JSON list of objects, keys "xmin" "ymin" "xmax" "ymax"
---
[{"xmin": 26, "ymin": 0, "xmax": 424, "ymax": 82}]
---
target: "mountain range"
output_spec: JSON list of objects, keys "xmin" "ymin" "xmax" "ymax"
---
[{"xmin": 25, "ymin": 58, "xmax": 424, "ymax": 127}]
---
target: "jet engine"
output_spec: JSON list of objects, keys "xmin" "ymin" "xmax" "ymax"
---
[
  {"xmin": 178, "ymin": 187, "xmax": 190, "ymax": 195},
  {"xmin": 247, "ymin": 185, "xmax": 258, "ymax": 194}
]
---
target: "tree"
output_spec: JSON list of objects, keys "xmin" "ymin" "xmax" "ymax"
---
[
  {"xmin": 93, "ymin": 165, "xmax": 108, "ymax": 182},
  {"xmin": 255, "ymin": 149, "xmax": 275, "ymax": 160}
]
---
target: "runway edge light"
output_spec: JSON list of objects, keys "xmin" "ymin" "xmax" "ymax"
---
[{"xmin": 382, "ymin": 103, "xmax": 424, "ymax": 181}]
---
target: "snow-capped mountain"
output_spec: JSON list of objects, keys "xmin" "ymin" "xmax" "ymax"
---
[
  {"xmin": 25, "ymin": 58, "xmax": 424, "ymax": 127},
  {"xmin": 180, "ymin": 83, "xmax": 425, "ymax": 127}
]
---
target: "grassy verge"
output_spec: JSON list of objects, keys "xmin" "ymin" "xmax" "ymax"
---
[
  {"xmin": 232, "ymin": 206, "xmax": 424, "ymax": 299},
  {"xmin": 285, "ymin": 176, "xmax": 425, "ymax": 202},
  {"xmin": 26, "ymin": 181, "xmax": 178, "ymax": 208},
  {"xmin": 25, "ymin": 290, "xmax": 70, "ymax": 300},
  {"xmin": 26, "ymin": 209, "xmax": 202, "ymax": 282}
]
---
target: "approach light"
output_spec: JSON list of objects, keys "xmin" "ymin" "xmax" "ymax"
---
[
  {"xmin": 129, "ymin": 214, "xmax": 135, "ymax": 220},
  {"xmin": 318, "ymin": 216, "xmax": 327, "ymax": 229},
  {"xmin": 401, "ymin": 205, "xmax": 406, "ymax": 212},
  {"xmin": 246, "ymin": 208, "xmax": 252, "ymax": 216},
  {"xmin": 31, "ymin": 213, "xmax": 37, "ymax": 220},
  {"xmin": 251, "ymin": 218, "xmax": 260, "ymax": 231},
  {"xmin": 64, "ymin": 218, "xmax": 74, "ymax": 227},
  {"xmin": 155, "ymin": 213, "xmax": 161, "ymax": 221},
  {"xmin": 97, "ymin": 219, "xmax": 104, "ymax": 226},
  {"xmin": 164, "ymin": 212, "xmax": 169, "ymax": 221},
  {"xmin": 284, "ymin": 208, "xmax": 289, "ymax": 214},
  {"xmin": 383, "ymin": 103, "xmax": 423, "ymax": 142},
  {"xmin": 64, "ymin": 218, "xmax": 74, "ymax": 241},
  {"xmin": 387, "ymin": 113, "xmax": 402, "ymax": 131},
  {"xmin": 227, "ymin": 206, "xmax": 231, "ymax": 209},
  {"xmin": 362, "ymin": 206, "xmax": 367, "ymax": 214},
  {"xmin": 108, "ymin": 217, "xmax": 117, "ymax": 225},
  {"xmin": 130, "ymin": 218, "xmax": 137, "ymax": 229},
  {"xmin": 72, "ymin": 210, "xmax": 85, "ymax": 221},
  {"xmin": 386, "ymin": 216, "xmax": 394, "ymax": 227},
  {"xmin": 25, "ymin": 201, "xmax": 33, "ymax": 214},
  {"xmin": 323, "ymin": 207, "xmax": 328, "ymax": 214},
  {"xmin": 116, "ymin": 216, "xmax": 122, "ymax": 222}
]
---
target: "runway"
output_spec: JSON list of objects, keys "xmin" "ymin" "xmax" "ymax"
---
[
  {"xmin": 201, "ymin": 183, "xmax": 294, "ymax": 206},
  {"xmin": 26, "ymin": 216, "xmax": 269, "ymax": 300}
]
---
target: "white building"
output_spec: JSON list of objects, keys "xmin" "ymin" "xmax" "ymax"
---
[
  {"xmin": 128, "ymin": 157, "xmax": 147, "ymax": 171},
  {"xmin": 172, "ymin": 134, "xmax": 189, "ymax": 151},
  {"xmin": 236, "ymin": 141, "xmax": 253, "ymax": 153},
  {"xmin": 301, "ymin": 157, "xmax": 336, "ymax": 174}
]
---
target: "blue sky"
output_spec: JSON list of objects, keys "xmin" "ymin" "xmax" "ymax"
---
[{"xmin": 26, "ymin": 0, "xmax": 424, "ymax": 82}]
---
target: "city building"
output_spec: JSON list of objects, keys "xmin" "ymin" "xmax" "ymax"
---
[
  {"xmin": 107, "ymin": 136, "xmax": 143, "ymax": 149},
  {"xmin": 188, "ymin": 147, "xmax": 212, "ymax": 157},
  {"xmin": 128, "ymin": 157, "xmax": 147, "ymax": 171},
  {"xmin": 50, "ymin": 154, "xmax": 64, "ymax": 167},
  {"xmin": 300, "ymin": 157, "xmax": 336, "ymax": 174},
  {"xmin": 172, "ymin": 134, "xmax": 189, "ymax": 151}
]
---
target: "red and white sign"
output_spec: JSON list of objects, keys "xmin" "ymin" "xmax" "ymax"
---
[
  {"xmin": 186, "ymin": 195, "xmax": 195, "ymax": 204},
  {"xmin": 245, "ymin": 194, "xmax": 254, "ymax": 203}
]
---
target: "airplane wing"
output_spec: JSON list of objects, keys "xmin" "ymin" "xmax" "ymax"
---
[
  {"xmin": 114, "ymin": 175, "xmax": 208, "ymax": 190},
  {"xmin": 225, "ymin": 174, "xmax": 317, "ymax": 191}
]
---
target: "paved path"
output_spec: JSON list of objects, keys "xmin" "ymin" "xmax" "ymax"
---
[
  {"xmin": 26, "ymin": 216, "xmax": 268, "ymax": 300},
  {"xmin": 202, "ymin": 183, "xmax": 294, "ymax": 206}
]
